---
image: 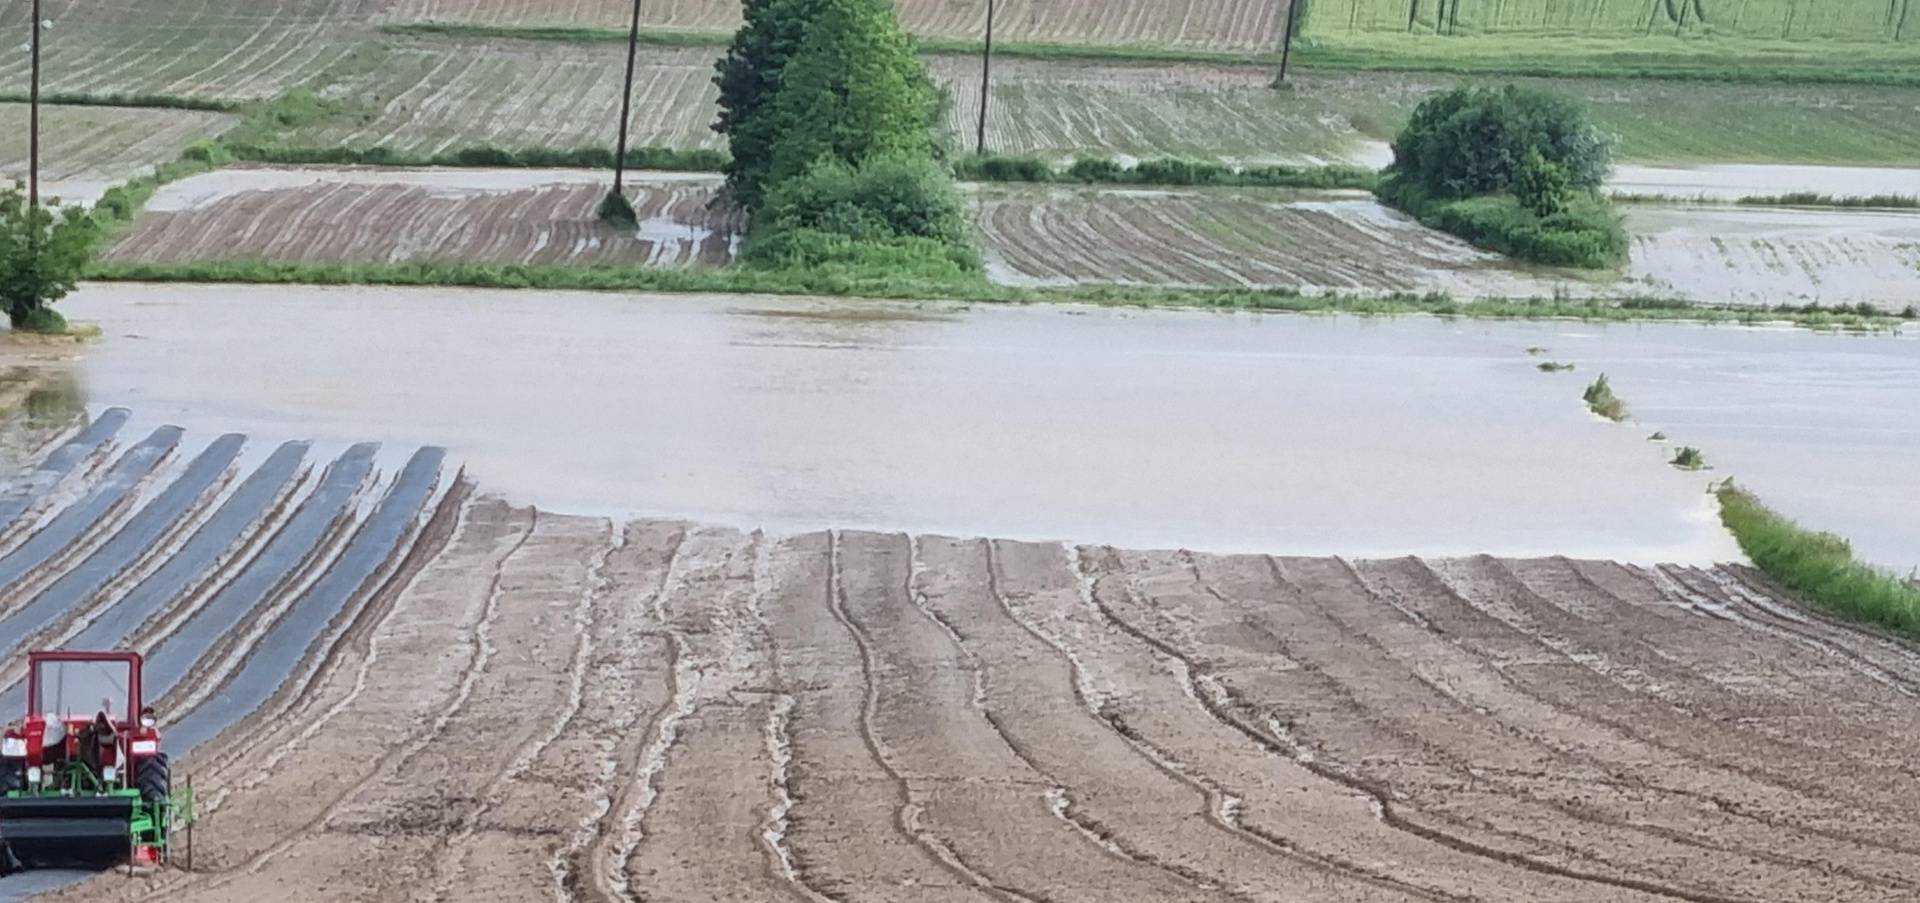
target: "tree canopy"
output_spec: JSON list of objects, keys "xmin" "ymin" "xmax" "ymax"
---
[
  {"xmin": 1389, "ymin": 84, "xmax": 1613, "ymax": 199},
  {"xmin": 711, "ymin": 0, "xmax": 831, "ymax": 208},
  {"xmin": 762, "ymin": 0, "xmax": 938, "ymax": 189},
  {"xmin": 0, "ymin": 185, "xmax": 100, "ymax": 332}
]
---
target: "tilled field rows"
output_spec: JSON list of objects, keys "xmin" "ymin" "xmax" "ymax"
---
[
  {"xmin": 89, "ymin": 501, "xmax": 1920, "ymax": 902},
  {"xmin": 107, "ymin": 171, "xmax": 739, "ymax": 267},
  {"xmin": 306, "ymin": 42, "xmax": 725, "ymax": 153},
  {"xmin": 0, "ymin": 105, "xmax": 238, "ymax": 200},
  {"xmin": 0, "ymin": 0, "xmax": 385, "ymax": 100},
  {"xmin": 0, "ymin": 409, "xmax": 451, "ymax": 760},
  {"xmin": 379, "ymin": 0, "xmax": 1290, "ymax": 50},
  {"xmin": 975, "ymin": 184, "xmax": 1564, "ymax": 295}
]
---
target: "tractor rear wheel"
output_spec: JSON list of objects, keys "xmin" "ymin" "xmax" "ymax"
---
[
  {"xmin": 136, "ymin": 753, "xmax": 170, "ymax": 806},
  {"xmin": 1, "ymin": 761, "xmax": 22, "ymax": 794}
]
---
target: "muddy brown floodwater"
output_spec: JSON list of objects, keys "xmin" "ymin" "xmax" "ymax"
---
[{"xmin": 63, "ymin": 282, "xmax": 1737, "ymax": 562}]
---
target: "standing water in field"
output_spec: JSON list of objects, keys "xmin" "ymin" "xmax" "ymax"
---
[{"xmin": 56, "ymin": 283, "xmax": 1781, "ymax": 563}]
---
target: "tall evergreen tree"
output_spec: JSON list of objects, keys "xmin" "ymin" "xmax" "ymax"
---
[
  {"xmin": 761, "ymin": 0, "xmax": 938, "ymax": 189},
  {"xmin": 712, "ymin": 0, "xmax": 829, "ymax": 208}
]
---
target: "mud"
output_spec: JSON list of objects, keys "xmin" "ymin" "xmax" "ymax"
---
[{"xmin": 32, "ymin": 499, "xmax": 1920, "ymax": 903}]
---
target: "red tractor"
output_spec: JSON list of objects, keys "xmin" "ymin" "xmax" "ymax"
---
[{"xmin": 1, "ymin": 651, "xmax": 191, "ymax": 873}]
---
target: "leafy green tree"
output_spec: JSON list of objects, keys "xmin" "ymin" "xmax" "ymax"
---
[
  {"xmin": 761, "ymin": 0, "xmax": 939, "ymax": 190},
  {"xmin": 1390, "ymin": 84, "xmax": 1613, "ymax": 198},
  {"xmin": 0, "ymin": 185, "xmax": 100, "ymax": 332},
  {"xmin": 711, "ymin": 0, "xmax": 831, "ymax": 208},
  {"xmin": 1512, "ymin": 147, "xmax": 1572, "ymax": 217}
]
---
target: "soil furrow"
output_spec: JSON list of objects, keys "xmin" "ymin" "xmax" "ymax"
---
[
  {"xmin": 1079, "ymin": 546, "xmax": 1731, "ymax": 902},
  {"xmin": 555, "ymin": 521, "xmax": 686, "ymax": 902},
  {"xmin": 939, "ymin": 537, "xmax": 1378, "ymax": 902},
  {"xmin": 763, "ymin": 531, "xmax": 993, "ymax": 902},
  {"xmin": 616, "ymin": 528, "xmax": 805, "ymax": 903}
]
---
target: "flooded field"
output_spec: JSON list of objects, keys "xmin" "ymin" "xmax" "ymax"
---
[
  {"xmin": 1542, "ymin": 324, "xmax": 1920, "ymax": 572},
  {"xmin": 1623, "ymin": 205, "xmax": 1920, "ymax": 309},
  {"xmin": 1613, "ymin": 163, "xmax": 1920, "ymax": 201},
  {"xmin": 61, "ymin": 283, "xmax": 1734, "ymax": 562}
]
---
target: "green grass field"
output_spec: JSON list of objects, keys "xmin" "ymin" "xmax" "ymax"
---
[
  {"xmin": 1297, "ymin": 0, "xmax": 1920, "ymax": 81},
  {"xmin": 1305, "ymin": 0, "xmax": 1914, "ymax": 40}
]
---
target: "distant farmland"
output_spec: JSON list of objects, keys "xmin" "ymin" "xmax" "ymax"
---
[
  {"xmin": 0, "ymin": 104, "xmax": 237, "ymax": 199},
  {"xmin": 379, "ymin": 0, "xmax": 1290, "ymax": 50},
  {"xmin": 277, "ymin": 41, "xmax": 723, "ymax": 153},
  {"xmin": 0, "ymin": 0, "xmax": 379, "ymax": 101},
  {"xmin": 930, "ymin": 58, "xmax": 1392, "ymax": 162},
  {"xmin": 1303, "ymin": 0, "xmax": 1913, "ymax": 40}
]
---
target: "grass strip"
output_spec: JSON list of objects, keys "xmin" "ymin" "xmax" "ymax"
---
[
  {"xmin": 379, "ymin": 22, "xmax": 1284, "ymax": 65},
  {"xmin": 383, "ymin": 20, "xmax": 1920, "ymax": 82},
  {"xmin": 215, "ymin": 138, "xmax": 1376, "ymax": 191},
  {"xmin": 1292, "ymin": 39, "xmax": 1920, "ymax": 86},
  {"xmin": 1618, "ymin": 192, "xmax": 1920, "ymax": 209},
  {"xmin": 81, "ymin": 259, "xmax": 1906, "ymax": 331},
  {"xmin": 223, "ymin": 142, "xmax": 728, "ymax": 172},
  {"xmin": 1717, "ymin": 483, "xmax": 1920, "ymax": 636},
  {"xmin": 1734, "ymin": 192, "xmax": 1920, "ymax": 210}
]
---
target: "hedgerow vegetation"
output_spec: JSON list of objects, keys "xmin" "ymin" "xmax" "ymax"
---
[
  {"xmin": 224, "ymin": 142, "xmax": 727, "ymax": 172},
  {"xmin": 1377, "ymin": 84, "xmax": 1628, "ymax": 268},
  {"xmin": 953, "ymin": 155, "xmax": 1380, "ymax": 189},
  {"xmin": 715, "ymin": 0, "xmax": 981, "ymax": 286},
  {"xmin": 1717, "ymin": 482, "xmax": 1920, "ymax": 637}
]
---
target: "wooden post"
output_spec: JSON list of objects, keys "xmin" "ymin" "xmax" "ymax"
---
[
  {"xmin": 975, "ymin": 0, "xmax": 995, "ymax": 155},
  {"xmin": 613, "ymin": 0, "xmax": 642, "ymax": 195},
  {"xmin": 1277, "ymin": 0, "xmax": 1300, "ymax": 82},
  {"xmin": 29, "ymin": 0, "xmax": 42, "ymax": 210}
]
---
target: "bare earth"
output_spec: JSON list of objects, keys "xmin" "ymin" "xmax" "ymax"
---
[{"xmin": 33, "ymin": 489, "xmax": 1920, "ymax": 902}]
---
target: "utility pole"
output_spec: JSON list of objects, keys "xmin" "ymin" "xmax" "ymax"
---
[
  {"xmin": 1276, "ymin": 0, "xmax": 1299, "ymax": 84},
  {"xmin": 29, "ymin": 0, "xmax": 42, "ymax": 210},
  {"xmin": 975, "ymin": 0, "xmax": 994, "ymax": 155},
  {"xmin": 612, "ymin": 0, "xmax": 642, "ymax": 196}
]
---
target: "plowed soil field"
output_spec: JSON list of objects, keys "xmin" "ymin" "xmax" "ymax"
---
[
  {"xmin": 0, "ymin": 105, "xmax": 238, "ymax": 207},
  {"xmin": 104, "ymin": 169, "xmax": 739, "ymax": 267},
  {"xmin": 975, "ymin": 184, "xmax": 1566, "ymax": 295},
  {"xmin": 17, "ymin": 489, "xmax": 1920, "ymax": 902},
  {"xmin": 379, "ymin": 0, "xmax": 1291, "ymax": 50},
  {"xmin": 0, "ymin": 0, "xmax": 381, "ymax": 101},
  {"xmin": 285, "ymin": 41, "xmax": 723, "ymax": 154}
]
